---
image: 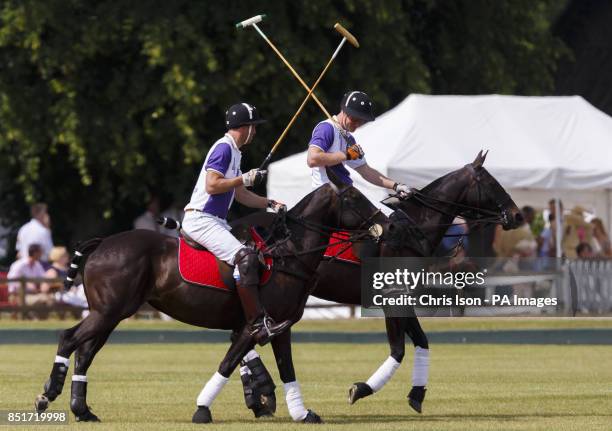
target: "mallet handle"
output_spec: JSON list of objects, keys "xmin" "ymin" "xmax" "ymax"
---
[{"xmin": 266, "ymin": 38, "xmax": 347, "ymax": 160}]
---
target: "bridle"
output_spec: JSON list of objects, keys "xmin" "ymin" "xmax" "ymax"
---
[{"xmin": 407, "ymin": 164, "xmax": 512, "ymax": 228}]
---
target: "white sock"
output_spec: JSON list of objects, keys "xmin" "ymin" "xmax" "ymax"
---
[
  {"xmin": 72, "ymin": 375, "xmax": 87, "ymax": 382},
  {"xmin": 412, "ymin": 347, "xmax": 429, "ymax": 387},
  {"xmin": 54, "ymin": 355, "xmax": 70, "ymax": 367},
  {"xmin": 366, "ymin": 356, "xmax": 401, "ymax": 393},
  {"xmin": 283, "ymin": 381, "xmax": 308, "ymax": 421},
  {"xmin": 242, "ymin": 349, "xmax": 259, "ymax": 363},
  {"xmin": 197, "ymin": 372, "xmax": 229, "ymax": 407}
]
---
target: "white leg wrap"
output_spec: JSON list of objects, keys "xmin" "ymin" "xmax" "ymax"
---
[
  {"xmin": 412, "ymin": 347, "xmax": 429, "ymax": 387},
  {"xmin": 242, "ymin": 349, "xmax": 259, "ymax": 363},
  {"xmin": 240, "ymin": 365, "xmax": 251, "ymax": 377},
  {"xmin": 196, "ymin": 372, "xmax": 229, "ymax": 407},
  {"xmin": 283, "ymin": 381, "xmax": 308, "ymax": 421},
  {"xmin": 55, "ymin": 355, "xmax": 70, "ymax": 367},
  {"xmin": 366, "ymin": 356, "xmax": 401, "ymax": 393},
  {"xmin": 72, "ymin": 375, "xmax": 87, "ymax": 382}
]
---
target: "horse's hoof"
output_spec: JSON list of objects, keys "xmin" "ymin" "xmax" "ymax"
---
[
  {"xmin": 302, "ymin": 409, "xmax": 323, "ymax": 424},
  {"xmin": 74, "ymin": 408, "xmax": 100, "ymax": 422},
  {"xmin": 260, "ymin": 392, "xmax": 276, "ymax": 414},
  {"xmin": 192, "ymin": 406, "xmax": 212, "ymax": 424},
  {"xmin": 408, "ymin": 386, "xmax": 426, "ymax": 414},
  {"xmin": 348, "ymin": 382, "xmax": 373, "ymax": 405},
  {"xmin": 253, "ymin": 408, "xmax": 274, "ymax": 418},
  {"xmin": 34, "ymin": 394, "xmax": 49, "ymax": 413}
]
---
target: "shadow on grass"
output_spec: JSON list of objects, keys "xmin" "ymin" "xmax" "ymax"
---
[{"xmin": 318, "ymin": 412, "xmax": 612, "ymax": 424}]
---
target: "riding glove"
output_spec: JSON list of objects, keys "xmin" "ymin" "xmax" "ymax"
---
[
  {"xmin": 394, "ymin": 183, "xmax": 413, "ymax": 198},
  {"xmin": 242, "ymin": 169, "xmax": 267, "ymax": 187},
  {"xmin": 267, "ymin": 199, "xmax": 287, "ymax": 213},
  {"xmin": 346, "ymin": 144, "xmax": 365, "ymax": 161}
]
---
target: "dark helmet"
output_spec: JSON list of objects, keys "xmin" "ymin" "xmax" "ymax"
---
[
  {"xmin": 225, "ymin": 102, "xmax": 267, "ymax": 129},
  {"xmin": 340, "ymin": 91, "xmax": 375, "ymax": 122}
]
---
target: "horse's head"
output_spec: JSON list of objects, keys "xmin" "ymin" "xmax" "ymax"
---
[{"xmin": 460, "ymin": 150, "xmax": 522, "ymax": 230}]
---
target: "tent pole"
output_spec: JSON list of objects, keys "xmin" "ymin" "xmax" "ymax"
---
[{"xmin": 555, "ymin": 197, "xmax": 562, "ymax": 258}]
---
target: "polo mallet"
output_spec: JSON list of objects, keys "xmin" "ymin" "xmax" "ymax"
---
[
  {"xmin": 236, "ymin": 16, "xmax": 359, "ymax": 122},
  {"xmin": 236, "ymin": 15, "xmax": 360, "ymax": 168}
]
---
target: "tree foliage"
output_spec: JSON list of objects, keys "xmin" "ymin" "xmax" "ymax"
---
[{"xmin": 0, "ymin": 0, "xmax": 568, "ymax": 252}]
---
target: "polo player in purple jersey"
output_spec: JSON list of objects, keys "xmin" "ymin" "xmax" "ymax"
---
[
  {"xmin": 307, "ymin": 91, "xmax": 412, "ymax": 195},
  {"xmin": 182, "ymin": 102, "xmax": 291, "ymax": 346}
]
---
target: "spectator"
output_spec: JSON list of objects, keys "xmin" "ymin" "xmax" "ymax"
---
[
  {"xmin": 0, "ymin": 221, "xmax": 9, "ymax": 260},
  {"xmin": 134, "ymin": 196, "xmax": 182, "ymax": 237},
  {"xmin": 7, "ymin": 243, "xmax": 54, "ymax": 312},
  {"xmin": 133, "ymin": 196, "xmax": 161, "ymax": 232},
  {"xmin": 522, "ymin": 206, "xmax": 536, "ymax": 228},
  {"xmin": 562, "ymin": 206, "xmax": 593, "ymax": 258},
  {"xmin": 438, "ymin": 217, "xmax": 469, "ymax": 256},
  {"xmin": 539, "ymin": 213, "xmax": 554, "ymax": 258},
  {"xmin": 41, "ymin": 246, "xmax": 69, "ymax": 292},
  {"xmin": 493, "ymin": 205, "xmax": 537, "ymax": 257},
  {"xmin": 591, "ymin": 218, "xmax": 612, "ymax": 258},
  {"xmin": 547, "ymin": 199, "xmax": 564, "ymax": 257},
  {"xmin": 576, "ymin": 242, "xmax": 594, "ymax": 259},
  {"xmin": 16, "ymin": 203, "xmax": 54, "ymax": 264}
]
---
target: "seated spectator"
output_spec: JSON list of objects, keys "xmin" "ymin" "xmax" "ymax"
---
[
  {"xmin": 56, "ymin": 283, "xmax": 89, "ymax": 318},
  {"xmin": 16, "ymin": 203, "xmax": 54, "ymax": 265},
  {"xmin": 576, "ymin": 242, "xmax": 594, "ymax": 259},
  {"xmin": 7, "ymin": 243, "xmax": 55, "ymax": 316},
  {"xmin": 591, "ymin": 218, "xmax": 612, "ymax": 258},
  {"xmin": 41, "ymin": 246, "xmax": 69, "ymax": 292},
  {"xmin": 562, "ymin": 206, "xmax": 593, "ymax": 258}
]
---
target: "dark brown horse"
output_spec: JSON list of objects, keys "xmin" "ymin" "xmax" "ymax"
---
[
  {"xmin": 239, "ymin": 151, "xmax": 522, "ymax": 415},
  {"xmin": 34, "ymin": 171, "xmax": 386, "ymax": 424}
]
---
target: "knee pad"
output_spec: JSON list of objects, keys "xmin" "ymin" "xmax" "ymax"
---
[{"xmin": 235, "ymin": 247, "xmax": 259, "ymax": 278}]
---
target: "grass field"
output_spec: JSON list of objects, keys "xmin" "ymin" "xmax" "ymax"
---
[
  {"xmin": 1, "ymin": 340, "xmax": 612, "ymax": 430},
  {"xmin": 2, "ymin": 316, "xmax": 612, "ymax": 331}
]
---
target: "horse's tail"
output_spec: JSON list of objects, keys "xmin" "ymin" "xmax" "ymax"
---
[{"xmin": 63, "ymin": 238, "xmax": 104, "ymax": 291}]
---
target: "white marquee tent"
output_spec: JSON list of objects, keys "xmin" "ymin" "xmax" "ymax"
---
[{"xmin": 268, "ymin": 94, "xmax": 612, "ymax": 235}]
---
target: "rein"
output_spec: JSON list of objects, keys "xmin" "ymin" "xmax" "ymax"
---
[{"xmin": 261, "ymin": 186, "xmax": 381, "ymax": 277}]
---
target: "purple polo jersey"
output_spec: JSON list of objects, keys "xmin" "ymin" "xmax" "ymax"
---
[
  {"xmin": 308, "ymin": 120, "xmax": 366, "ymax": 188},
  {"xmin": 184, "ymin": 134, "xmax": 242, "ymax": 219}
]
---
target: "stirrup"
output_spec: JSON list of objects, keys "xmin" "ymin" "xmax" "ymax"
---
[{"xmin": 262, "ymin": 315, "xmax": 274, "ymax": 337}]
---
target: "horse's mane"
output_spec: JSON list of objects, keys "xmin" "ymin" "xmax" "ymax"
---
[
  {"xmin": 287, "ymin": 184, "xmax": 325, "ymax": 217},
  {"xmin": 419, "ymin": 166, "xmax": 465, "ymax": 195}
]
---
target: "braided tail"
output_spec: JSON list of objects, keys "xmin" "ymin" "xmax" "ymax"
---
[{"xmin": 63, "ymin": 238, "xmax": 104, "ymax": 291}]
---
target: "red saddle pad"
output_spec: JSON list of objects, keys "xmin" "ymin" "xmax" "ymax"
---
[
  {"xmin": 178, "ymin": 228, "xmax": 273, "ymax": 291},
  {"xmin": 324, "ymin": 232, "xmax": 361, "ymax": 264},
  {"xmin": 178, "ymin": 238, "xmax": 228, "ymax": 290}
]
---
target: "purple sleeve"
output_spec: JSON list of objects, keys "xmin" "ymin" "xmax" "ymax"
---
[
  {"xmin": 205, "ymin": 143, "xmax": 232, "ymax": 175},
  {"xmin": 308, "ymin": 123, "xmax": 334, "ymax": 152}
]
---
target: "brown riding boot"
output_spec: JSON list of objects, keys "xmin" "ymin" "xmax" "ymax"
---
[{"xmin": 235, "ymin": 249, "xmax": 291, "ymax": 346}]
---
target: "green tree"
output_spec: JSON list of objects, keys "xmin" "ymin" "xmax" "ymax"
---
[{"xmin": 0, "ymin": 0, "xmax": 567, "ymax": 259}]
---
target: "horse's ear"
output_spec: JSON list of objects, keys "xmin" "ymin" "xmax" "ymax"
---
[
  {"xmin": 473, "ymin": 150, "xmax": 488, "ymax": 168},
  {"xmin": 325, "ymin": 167, "xmax": 348, "ymax": 194}
]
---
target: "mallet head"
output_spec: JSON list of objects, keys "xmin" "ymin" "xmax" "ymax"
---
[
  {"xmin": 236, "ymin": 15, "xmax": 266, "ymax": 29},
  {"xmin": 334, "ymin": 23, "xmax": 359, "ymax": 48}
]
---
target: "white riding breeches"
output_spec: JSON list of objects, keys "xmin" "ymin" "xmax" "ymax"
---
[{"xmin": 181, "ymin": 211, "xmax": 245, "ymax": 265}]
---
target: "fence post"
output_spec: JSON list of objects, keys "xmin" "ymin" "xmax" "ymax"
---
[{"xmin": 19, "ymin": 278, "xmax": 26, "ymax": 319}]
